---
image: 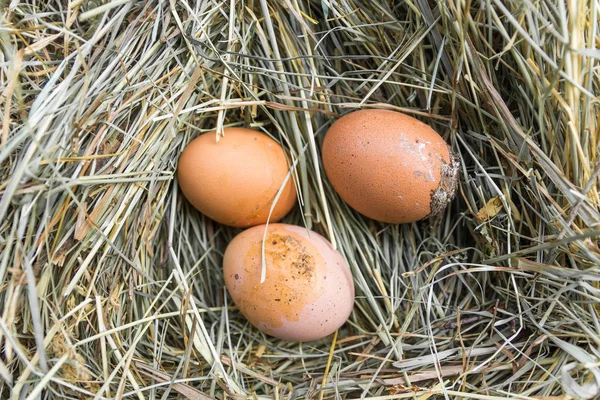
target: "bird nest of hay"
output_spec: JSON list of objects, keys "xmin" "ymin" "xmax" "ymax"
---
[{"xmin": 1, "ymin": 1, "xmax": 600, "ymax": 399}]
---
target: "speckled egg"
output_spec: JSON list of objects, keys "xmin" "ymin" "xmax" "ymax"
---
[
  {"xmin": 322, "ymin": 109, "xmax": 458, "ymax": 224},
  {"xmin": 223, "ymin": 223, "xmax": 354, "ymax": 342},
  {"xmin": 177, "ymin": 128, "xmax": 297, "ymax": 227}
]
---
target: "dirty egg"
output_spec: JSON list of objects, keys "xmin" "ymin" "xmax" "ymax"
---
[
  {"xmin": 177, "ymin": 128, "xmax": 297, "ymax": 227},
  {"xmin": 223, "ymin": 223, "xmax": 355, "ymax": 342},
  {"xmin": 322, "ymin": 109, "xmax": 459, "ymax": 224}
]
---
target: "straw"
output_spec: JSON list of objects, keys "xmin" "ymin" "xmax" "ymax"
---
[{"xmin": 1, "ymin": 0, "xmax": 599, "ymax": 399}]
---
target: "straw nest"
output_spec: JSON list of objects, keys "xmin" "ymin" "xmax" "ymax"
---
[{"xmin": 1, "ymin": 1, "xmax": 599, "ymax": 399}]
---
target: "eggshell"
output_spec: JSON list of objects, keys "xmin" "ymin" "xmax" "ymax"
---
[
  {"xmin": 223, "ymin": 223, "xmax": 354, "ymax": 342},
  {"xmin": 177, "ymin": 128, "xmax": 297, "ymax": 227},
  {"xmin": 322, "ymin": 109, "xmax": 458, "ymax": 224}
]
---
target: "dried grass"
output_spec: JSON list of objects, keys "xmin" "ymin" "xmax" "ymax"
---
[{"xmin": 1, "ymin": 0, "xmax": 599, "ymax": 399}]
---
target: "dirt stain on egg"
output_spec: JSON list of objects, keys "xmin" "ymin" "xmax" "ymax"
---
[{"xmin": 234, "ymin": 231, "xmax": 326, "ymax": 331}]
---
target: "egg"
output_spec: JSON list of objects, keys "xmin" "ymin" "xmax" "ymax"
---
[
  {"xmin": 177, "ymin": 128, "xmax": 297, "ymax": 227},
  {"xmin": 322, "ymin": 109, "xmax": 458, "ymax": 224},
  {"xmin": 223, "ymin": 223, "xmax": 354, "ymax": 342}
]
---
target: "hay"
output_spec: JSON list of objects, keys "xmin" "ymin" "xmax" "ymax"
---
[{"xmin": 1, "ymin": 0, "xmax": 599, "ymax": 399}]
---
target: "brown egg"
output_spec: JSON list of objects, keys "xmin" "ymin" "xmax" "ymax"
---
[
  {"xmin": 322, "ymin": 109, "xmax": 458, "ymax": 224},
  {"xmin": 177, "ymin": 128, "xmax": 297, "ymax": 227},
  {"xmin": 223, "ymin": 223, "xmax": 354, "ymax": 342}
]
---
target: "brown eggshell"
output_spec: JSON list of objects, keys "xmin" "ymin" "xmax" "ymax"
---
[
  {"xmin": 177, "ymin": 128, "xmax": 297, "ymax": 227},
  {"xmin": 223, "ymin": 223, "xmax": 354, "ymax": 342},
  {"xmin": 322, "ymin": 109, "xmax": 458, "ymax": 224}
]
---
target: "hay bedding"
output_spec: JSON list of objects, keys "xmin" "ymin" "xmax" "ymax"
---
[{"xmin": 1, "ymin": 0, "xmax": 599, "ymax": 399}]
